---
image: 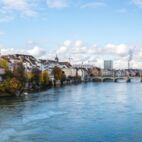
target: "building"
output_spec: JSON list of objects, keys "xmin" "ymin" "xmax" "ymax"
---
[
  {"xmin": 88, "ymin": 67, "xmax": 101, "ymax": 77},
  {"xmin": 2, "ymin": 54, "xmax": 41, "ymax": 72},
  {"xmin": 104, "ymin": 60, "xmax": 113, "ymax": 70},
  {"xmin": 102, "ymin": 69, "xmax": 114, "ymax": 77},
  {"xmin": 77, "ymin": 68, "xmax": 89, "ymax": 81},
  {"xmin": 62, "ymin": 68, "xmax": 77, "ymax": 78},
  {"xmin": 0, "ymin": 67, "xmax": 5, "ymax": 82}
]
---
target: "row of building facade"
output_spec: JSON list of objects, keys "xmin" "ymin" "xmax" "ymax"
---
[{"xmin": 0, "ymin": 54, "xmax": 142, "ymax": 83}]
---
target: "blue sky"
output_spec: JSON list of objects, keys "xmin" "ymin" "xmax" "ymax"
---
[{"xmin": 0, "ymin": 0, "xmax": 142, "ymax": 68}]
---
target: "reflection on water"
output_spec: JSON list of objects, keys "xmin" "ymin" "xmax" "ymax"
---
[{"xmin": 0, "ymin": 83, "xmax": 142, "ymax": 142}]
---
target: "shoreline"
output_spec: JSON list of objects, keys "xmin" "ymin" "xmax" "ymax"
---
[
  {"xmin": 0, "ymin": 79, "xmax": 87, "ymax": 98},
  {"xmin": 1, "ymin": 78, "xmax": 142, "ymax": 98}
]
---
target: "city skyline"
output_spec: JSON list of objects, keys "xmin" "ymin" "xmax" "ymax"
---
[{"xmin": 0, "ymin": 0, "xmax": 142, "ymax": 68}]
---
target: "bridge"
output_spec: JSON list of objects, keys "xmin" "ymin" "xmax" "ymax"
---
[{"xmin": 91, "ymin": 76, "xmax": 142, "ymax": 82}]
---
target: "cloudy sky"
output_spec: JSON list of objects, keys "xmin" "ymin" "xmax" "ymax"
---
[{"xmin": 0, "ymin": 0, "xmax": 142, "ymax": 68}]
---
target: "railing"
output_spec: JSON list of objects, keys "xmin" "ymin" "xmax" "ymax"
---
[{"xmin": 90, "ymin": 74, "xmax": 142, "ymax": 82}]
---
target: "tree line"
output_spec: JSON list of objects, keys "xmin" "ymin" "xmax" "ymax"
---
[{"xmin": 0, "ymin": 58, "xmax": 71, "ymax": 96}]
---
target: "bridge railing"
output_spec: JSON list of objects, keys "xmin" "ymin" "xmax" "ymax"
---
[{"xmin": 92, "ymin": 74, "xmax": 142, "ymax": 77}]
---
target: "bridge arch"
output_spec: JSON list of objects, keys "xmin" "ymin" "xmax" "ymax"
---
[
  {"xmin": 114, "ymin": 77, "xmax": 126, "ymax": 82},
  {"xmin": 103, "ymin": 77, "xmax": 114, "ymax": 82},
  {"xmin": 92, "ymin": 77, "xmax": 102, "ymax": 82}
]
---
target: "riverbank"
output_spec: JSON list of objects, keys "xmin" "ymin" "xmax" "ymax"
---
[
  {"xmin": 0, "ymin": 79, "xmax": 84, "ymax": 97},
  {"xmin": 1, "ymin": 76, "xmax": 141, "ymax": 97}
]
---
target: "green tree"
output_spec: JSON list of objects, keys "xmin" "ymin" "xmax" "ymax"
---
[{"xmin": 0, "ymin": 58, "xmax": 9, "ymax": 70}]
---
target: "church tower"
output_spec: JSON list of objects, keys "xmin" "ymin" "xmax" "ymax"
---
[{"xmin": 55, "ymin": 55, "xmax": 59, "ymax": 63}]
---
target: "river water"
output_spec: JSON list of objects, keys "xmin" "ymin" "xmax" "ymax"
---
[{"xmin": 0, "ymin": 82, "xmax": 142, "ymax": 142}]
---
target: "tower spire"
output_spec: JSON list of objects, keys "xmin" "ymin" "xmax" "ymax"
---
[
  {"xmin": 55, "ymin": 54, "xmax": 59, "ymax": 62},
  {"xmin": 0, "ymin": 48, "xmax": 1, "ymax": 58}
]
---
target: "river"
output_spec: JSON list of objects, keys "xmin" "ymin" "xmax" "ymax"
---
[{"xmin": 0, "ymin": 82, "xmax": 142, "ymax": 142}]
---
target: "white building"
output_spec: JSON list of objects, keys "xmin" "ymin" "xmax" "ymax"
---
[
  {"xmin": 77, "ymin": 68, "xmax": 89, "ymax": 81},
  {"xmin": 62, "ymin": 68, "xmax": 77, "ymax": 78},
  {"xmin": 104, "ymin": 60, "xmax": 113, "ymax": 70}
]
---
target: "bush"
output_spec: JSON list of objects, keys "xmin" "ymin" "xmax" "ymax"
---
[{"xmin": 0, "ymin": 78, "xmax": 23, "ymax": 96}]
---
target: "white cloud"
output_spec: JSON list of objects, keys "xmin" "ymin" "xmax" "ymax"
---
[
  {"xmin": 2, "ymin": 0, "xmax": 29, "ymax": 10},
  {"xmin": 74, "ymin": 40, "xmax": 83, "ymax": 47},
  {"xmin": 0, "ymin": 0, "xmax": 37, "ymax": 21},
  {"xmin": 46, "ymin": 0, "xmax": 68, "ymax": 8},
  {"xmin": 46, "ymin": 40, "xmax": 142, "ymax": 69},
  {"xmin": 64, "ymin": 40, "xmax": 72, "ymax": 46},
  {"xmin": 1, "ymin": 47, "xmax": 17, "ymax": 55},
  {"xmin": 105, "ymin": 44, "xmax": 129, "ymax": 56},
  {"xmin": 0, "ymin": 0, "xmax": 71, "ymax": 21},
  {"xmin": 1, "ymin": 40, "xmax": 142, "ymax": 69},
  {"xmin": 56, "ymin": 46, "xmax": 67, "ymax": 54},
  {"xmin": 2, "ymin": 0, "xmax": 36, "ymax": 16},
  {"xmin": 1, "ymin": 45, "xmax": 46, "ymax": 58},
  {"xmin": 0, "ymin": 0, "xmax": 108, "ymax": 21},
  {"xmin": 132, "ymin": 0, "xmax": 142, "ymax": 7},
  {"xmin": 81, "ymin": 1, "xmax": 106, "ymax": 9},
  {"xmin": 27, "ymin": 46, "xmax": 46, "ymax": 57}
]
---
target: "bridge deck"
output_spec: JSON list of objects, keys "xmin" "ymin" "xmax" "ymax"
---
[{"xmin": 91, "ymin": 76, "xmax": 142, "ymax": 82}]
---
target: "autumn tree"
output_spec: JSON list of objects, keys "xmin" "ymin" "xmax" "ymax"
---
[
  {"xmin": 0, "ymin": 58, "xmax": 14, "ymax": 79},
  {"xmin": 52, "ymin": 66, "xmax": 63, "ymax": 81},
  {"xmin": 0, "ymin": 58, "xmax": 9, "ymax": 71},
  {"xmin": 0, "ymin": 59, "xmax": 24, "ymax": 96},
  {"xmin": 40, "ymin": 70, "xmax": 49, "ymax": 87},
  {"xmin": 30, "ymin": 67, "xmax": 41, "ymax": 89},
  {"xmin": 6, "ymin": 78, "xmax": 23, "ymax": 95},
  {"xmin": 0, "ymin": 78, "xmax": 22, "ymax": 96},
  {"xmin": 27, "ymin": 72, "xmax": 33, "ymax": 82},
  {"xmin": 13, "ymin": 62, "xmax": 26, "ymax": 85}
]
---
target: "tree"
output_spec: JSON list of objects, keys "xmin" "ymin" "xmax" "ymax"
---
[
  {"xmin": 40, "ymin": 70, "xmax": 49, "ymax": 86},
  {"xmin": 13, "ymin": 62, "xmax": 26, "ymax": 84},
  {"xmin": 30, "ymin": 67, "xmax": 41, "ymax": 89},
  {"xmin": 27, "ymin": 72, "xmax": 34, "ymax": 81},
  {"xmin": 52, "ymin": 66, "xmax": 63, "ymax": 81},
  {"xmin": 7, "ymin": 78, "xmax": 23, "ymax": 94},
  {"xmin": 0, "ymin": 58, "xmax": 13, "ymax": 80},
  {"xmin": 0, "ymin": 58, "xmax": 9, "ymax": 70},
  {"xmin": 0, "ymin": 78, "xmax": 22, "ymax": 96},
  {"xmin": 0, "ymin": 60, "xmax": 25, "ymax": 96}
]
